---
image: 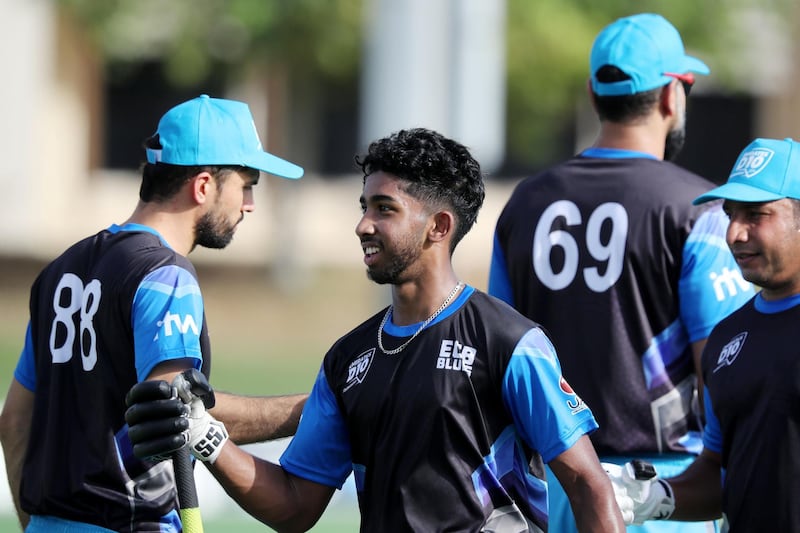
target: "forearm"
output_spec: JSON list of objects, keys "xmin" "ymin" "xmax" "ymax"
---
[
  {"xmin": 0, "ymin": 429, "xmax": 30, "ymax": 530},
  {"xmin": 208, "ymin": 442, "xmax": 331, "ymax": 532},
  {"xmin": 666, "ymin": 452, "xmax": 723, "ymax": 521},
  {"xmin": 0, "ymin": 381, "xmax": 33, "ymax": 530},
  {"xmin": 570, "ymin": 475, "xmax": 626, "ymax": 532},
  {"xmin": 552, "ymin": 436, "xmax": 626, "ymax": 532},
  {"xmin": 211, "ymin": 392, "xmax": 307, "ymax": 444}
]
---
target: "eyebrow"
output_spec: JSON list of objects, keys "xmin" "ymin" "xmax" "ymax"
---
[{"xmin": 360, "ymin": 193, "xmax": 397, "ymax": 205}]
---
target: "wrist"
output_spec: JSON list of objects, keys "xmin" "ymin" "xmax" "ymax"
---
[
  {"xmin": 648, "ymin": 479, "xmax": 675, "ymax": 521},
  {"xmin": 189, "ymin": 415, "xmax": 229, "ymax": 463}
]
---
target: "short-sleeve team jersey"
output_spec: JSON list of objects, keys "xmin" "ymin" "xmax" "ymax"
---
[
  {"xmin": 14, "ymin": 224, "xmax": 209, "ymax": 532},
  {"xmin": 281, "ymin": 286, "xmax": 598, "ymax": 532},
  {"xmin": 489, "ymin": 151, "xmax": 754, "ymax": 456},
  {"xmin": 702, "ymin": 294, "xmax": 800, "ymax": 532}
]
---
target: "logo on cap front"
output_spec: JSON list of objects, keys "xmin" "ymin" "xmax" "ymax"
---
[{"xmin": 731, "ymin": 148, "xmax": 774, "ymax": 178}]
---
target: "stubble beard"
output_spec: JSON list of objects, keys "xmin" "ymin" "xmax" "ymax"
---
[
  {"xmin": 365, "ymin": 242, "xmax": 423, "ymax": 285},
  {"xmin": 195, "ymin": 211, "xmax": 239, "ymax": 250}
]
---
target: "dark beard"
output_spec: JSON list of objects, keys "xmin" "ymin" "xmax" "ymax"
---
[
  {"xmin": 663, "ymin": 127, "xmax": 686, "ymax": 162},
  {"xmin": 195, "ymin": 211, "xmax": 237, "ymax": 249},
  {"xmin": 365, "ymin": 245, "xmax": 421, "ymax": 285}
]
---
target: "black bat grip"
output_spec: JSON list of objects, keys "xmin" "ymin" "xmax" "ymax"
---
[{"xmin": 173, "ymin": 446, "xmax": 199, "ymax": 509}]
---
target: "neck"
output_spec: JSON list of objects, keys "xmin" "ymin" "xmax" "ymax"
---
[
  {"xmin": 389, "ymin": 275, "xmax": 463, "ymax": 326},
  {"xmin": 125, "ymin": 201, "xmax": 194, "ymax": 256},
  {"xmin": 594, "ymin": 121, "xmax": 666, "ymax": 160}
]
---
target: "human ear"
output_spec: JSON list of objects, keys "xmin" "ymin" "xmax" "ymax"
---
[
  {"xmin": 659, "ymin": 80, "xmax": 679, "ymax": 118},
  {"xmin": 191, "ymin": 172, "xmax": 214, "ymax": 205},
  {"xmin": 428, "ymin": 211, "xmax": 455, "ymax": 243}
]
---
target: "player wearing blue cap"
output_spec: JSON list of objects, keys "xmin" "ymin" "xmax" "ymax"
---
[
  {"xmin": 122, "ymin": 128, "xmax": 627, "ymax": 532},
  {"xmin": 488, "ymin": 13, "xmax": 754, "ymax": 533},
  {"xmin": 608, "ymin": 137, "xmax": 800, "ymax": 532},
  {"xmin": 0, "ymin": 95, "xmax": 306, "ymax": 532}
]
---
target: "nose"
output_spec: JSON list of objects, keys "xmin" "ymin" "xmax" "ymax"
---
[
  {"xmin": 355, "ymin": 213, "xmax": 374, "ymax": 238},
  {"xmin": 242, "ymin": 188, "xmax": 255, "ymax": 213},
  {"xmin": 726, "ymin": 215, "xmax": 747, "ymax": 245}
]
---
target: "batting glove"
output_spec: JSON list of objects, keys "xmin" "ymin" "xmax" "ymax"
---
[
  {"xmin": 126, "ymin": 370, "xmax": 229, "ymax": 464},
  {"xmin": 126, "ymin": 380, "xmax": 190, "ymax": 461},
  {"xmin": 172, "ymin": 370, "xmax": 229, "ymax": 464},
  {"xmin": 602, "ymin": 460, "xmax": 675, "ymax": 525}
]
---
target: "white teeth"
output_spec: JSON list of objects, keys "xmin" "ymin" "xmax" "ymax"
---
[{"xmin": 364, "ymin": 246, "xmax": 379, "ymax": 255}]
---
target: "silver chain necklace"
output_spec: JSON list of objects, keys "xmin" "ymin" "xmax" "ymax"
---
[{"xmin": 377, "ymin": 281, "xmax": 464, "ymax": 355}]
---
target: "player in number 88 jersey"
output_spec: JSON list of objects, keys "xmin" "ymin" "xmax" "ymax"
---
[{"xmin": 0, "ymin": 95, "xmax": 307, "ymax": 533}]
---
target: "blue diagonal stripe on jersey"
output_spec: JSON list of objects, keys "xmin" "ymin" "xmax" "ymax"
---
[
  {"xmin": 138, "ymin": 266, "xmax": 202, "ymax": 298},
  {"xmin": 471, "ymin": 426, "xmax": 548, "ymax": 524},
  {"xmin": 642, "ymin": 320, "xmax": 688, "ymax": 390}
]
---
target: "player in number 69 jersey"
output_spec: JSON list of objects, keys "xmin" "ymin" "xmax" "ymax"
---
[{"xmin": 489, "ymin": 13, "xmax": 754, "ymax": 533}]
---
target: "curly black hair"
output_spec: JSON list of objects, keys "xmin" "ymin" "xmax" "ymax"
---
[{"xmin": 355, "ymin": 128, "xmax": 485, "ymax": 251}]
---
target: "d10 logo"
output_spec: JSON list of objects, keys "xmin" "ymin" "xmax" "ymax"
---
[{"xmin": 731, "ymin": 148, "xmax": 774, "ymax": 178}]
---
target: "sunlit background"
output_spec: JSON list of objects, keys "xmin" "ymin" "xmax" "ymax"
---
[{"xmin": 0, "ymin": 0, "xmax": 797, "ymax": 530}]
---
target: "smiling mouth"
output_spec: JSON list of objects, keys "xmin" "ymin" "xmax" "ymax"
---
[{"xmin": 363, "ymin": 245, "xmax": 380, "ymax": 256}]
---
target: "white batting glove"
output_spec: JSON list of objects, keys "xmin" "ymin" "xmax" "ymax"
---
[
  {"xmin": 173, "ymin": 371, "xmax": 229, "ymax": 464},
  {"xmin": 602, "ymin": 460, "xmax": 675, "ymax": 525}
]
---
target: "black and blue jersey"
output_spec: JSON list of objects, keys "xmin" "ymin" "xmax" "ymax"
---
[
  {"xmin": 14, "ymin": 223, "xmax": 208, "ymax": 532},
  {"xmin": 702, "ymin": 293, "xmax": 800, "ymax": 532},
  {"xmin": 281, "ymin": 286, "xmax": 597, "ymax": 532},
  {"xmin": 489, "ymin": 150, "xmax": 754, "ymax": 456}
]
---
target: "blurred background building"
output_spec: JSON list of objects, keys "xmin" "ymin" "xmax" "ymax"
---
[{"xmin": 1, "ymin": 0, "xmax": 798, "ymax": 271}]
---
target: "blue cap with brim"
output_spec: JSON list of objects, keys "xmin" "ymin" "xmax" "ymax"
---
[
  {"xmin": 146, "ymin": 94, "xmax": 303, "ymax": 179},
  {"xmin": 694, "ymin": 138, "xmax": 800, "ymax": 205},
  {"xmin": 590, "ymin": 13, "xmax": 710, "ymax": 96}
]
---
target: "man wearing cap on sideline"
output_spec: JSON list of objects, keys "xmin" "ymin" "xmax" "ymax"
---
[
  {"xmin": 607, "ymin": 137, "xmax": 800, "ymax": 532},
  {"xmin": 489, "ymin": 13, "xmax": 753, "ymax": 533},
  {"xmin": 0, "ymin": 94, "xmax": 308, "ymax": 533}
]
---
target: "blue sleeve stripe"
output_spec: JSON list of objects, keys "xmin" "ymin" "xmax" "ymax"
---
[
  {"xmin": 502, "ymin": 328, "xmax": 598, "ymax": 463},
  {"xmin": 13, "ymin": 322, "xmax": 36, "ymax": 391},
  {"xmin": 680, "ymin": 206, "xmax": 754, "ymax": 342},
  {"xmin": 138, "ymin": 280, "xmax": 202, "ymax": 298},
  {"xmin": 280, "ymin": 368, "xmax": 352, "ymax": 488},
  {"xmin": 132, "ymin": 265, "xmax": 205, "ymax": 381},
  {"xmin": 488, "ymin": 232, "xmax": 514, "ymax": 305},
  {"xmin": 138, "ymin": 265, "xmax": 202, "ymax": 298},
  {"xmin": 702, "ymin": 388, "xmax": 723, "ymax": 453}
]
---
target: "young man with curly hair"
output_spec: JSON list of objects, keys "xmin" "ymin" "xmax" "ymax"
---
[{"xmin": 124, "ymin": 128, "xmax": 625, "ymax": 532}]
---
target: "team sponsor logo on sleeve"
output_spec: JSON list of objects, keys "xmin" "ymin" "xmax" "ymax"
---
[
  {"xmin": 154, "ymin": 310, "xmax": 199, "ymax": 340},
  {"xmin": 560, "ymin": 376, "xmax": 589, "ymax": 415},
  {"xmin": 436, "ymin": 339, "xmax": 475, "ymax": 377},
  {"xmin": 343, "ymin": 348, "xmax": 375, "ymax": 392},
  {"xmin": 713, "ymin": 332, "xmax": 747, "ymax": 373},
  {"xmin": 708, "ymin": 267, "xmax": 751, "ymax": 301}
]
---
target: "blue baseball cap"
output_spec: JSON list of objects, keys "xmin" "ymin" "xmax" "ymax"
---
[
  {"xmin": 590, "ymin": 13, "xmax": 710, "ymax": 96},
  {"xmin": 146, "ymin": 94, "xmax": 303, "ymax": 179},
  {"xmin": 694, "ymin": 138, "xmax": 800, "ymax": 205}
]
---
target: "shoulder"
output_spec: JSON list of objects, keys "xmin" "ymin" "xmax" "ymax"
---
[
  {"xmin": 463, "ymin": 290, "xmax": 540, "ymax": 338},
  {"xmin": 645, "ymin": 160, "xmax": 717, "ymax": 194}
]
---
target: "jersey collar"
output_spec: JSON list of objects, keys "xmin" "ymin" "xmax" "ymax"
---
[
  {"xmin": 108, "ymin": 223, "xmax": 173, "ymax": 249},
  {"xmin": 580, "ymin": 147, "xmax": 659, "ymax": 160}
]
